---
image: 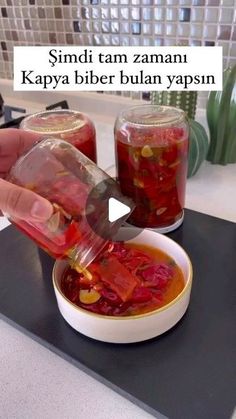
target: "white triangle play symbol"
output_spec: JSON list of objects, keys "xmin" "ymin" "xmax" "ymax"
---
[{"xmin": 108, "ymin": 197, "xmax": 131, "ymax": 223}]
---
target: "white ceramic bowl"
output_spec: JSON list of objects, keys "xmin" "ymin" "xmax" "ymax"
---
[{"xmin": 52, "ymin": 228, "xmax": 193, "ymax": 344}]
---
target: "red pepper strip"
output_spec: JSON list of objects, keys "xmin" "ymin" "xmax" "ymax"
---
[
  {"xmin": 129, "ymin": 286, "xmax": 153, "ymax": 303},
  {"xmin": 97, "ymin": 255, "xmax": 139, "ymax": 302}
]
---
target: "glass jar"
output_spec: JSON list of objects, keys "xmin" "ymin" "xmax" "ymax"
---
[
  {"xmin": 114, "ymin": 105, "xmax": 189, "ymax": 233},
  {"xmin": 7, "ymin": 138, "xmax": 133, "ymax": 270},
  {"xmin": 20, "ymin": 109, "xmax": 97, "ymax": 163}
]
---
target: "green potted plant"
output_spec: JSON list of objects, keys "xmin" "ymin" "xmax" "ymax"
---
[{"xmin": 207, "ymin": 64, "xmax": 236, "ymax": 164}]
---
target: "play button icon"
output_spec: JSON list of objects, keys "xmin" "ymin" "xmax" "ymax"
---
[
  {"xmin": 85, "ymin": 177, "xmax": 136, "ymax": 241},
  {"xmin": 108, "ymin": 197, "xmax": 131, "ymax": 223}
]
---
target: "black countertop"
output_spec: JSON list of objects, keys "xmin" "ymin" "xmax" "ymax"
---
[{"xmin": 0, "ymin": 209, "xmax": 235, "ymax": 419}]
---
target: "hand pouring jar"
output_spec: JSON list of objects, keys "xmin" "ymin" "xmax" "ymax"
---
[{"xmin": 7, "ymin": 138, "xmax": 134, "ymax": 270}]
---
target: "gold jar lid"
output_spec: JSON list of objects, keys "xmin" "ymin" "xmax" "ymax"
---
[
  {"xmin": 20, "ymin": 109, "xmax": 86, "ymax": 135},
  {"xmin": 120, "ymin": 105, "xmax": 186, "ymax": 127}
]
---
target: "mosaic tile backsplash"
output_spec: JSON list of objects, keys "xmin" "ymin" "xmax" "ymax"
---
[{"xmin": 0, "ymin": 0, "xmax": 236, "ymax": 103}]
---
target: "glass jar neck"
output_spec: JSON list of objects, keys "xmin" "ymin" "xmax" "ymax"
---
[{"xmin": 66, "ymin": 231, "xmax": 109, "ymax": 271}]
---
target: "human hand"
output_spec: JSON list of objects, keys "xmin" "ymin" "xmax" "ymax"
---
[{"xmin": 0, "ymin": 129, "xmax": 53, "ymax": 221}]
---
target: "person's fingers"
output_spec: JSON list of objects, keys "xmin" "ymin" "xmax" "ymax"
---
[
  {"xmin": 0, "ymin": 155, "xmax": 13, "ymax": 173},
  {"xmin": 0, "ymin": 178, "xmax": 53, "ymax": 222},
  {"xmin": 0, "ymin": 129, "xmax": 40, "ymax": 178},
  {"xmin": 0, "ymin": 128, "xmax": 40, "ymax": 159}
]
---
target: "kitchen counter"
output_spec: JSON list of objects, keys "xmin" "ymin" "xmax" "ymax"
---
[
  {"xmin": 0, "ymin": 319, "xmax": 156, "ymax": 419},
  {"xmin": 0, "ymin": 88, "xmax": 235, "ymax": 419}
]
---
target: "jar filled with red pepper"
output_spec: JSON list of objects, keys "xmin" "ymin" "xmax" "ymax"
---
[
  {"xmin": 20, "ymin": 110, "xmax": 97, "ymax": 163},
  {"xmin": 7, "ymin": 138, "xmax": 133, "ymax": 271},
  {"xmin": 115, "ymin": 105, "xmax": 189, "ymax": 232}
]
